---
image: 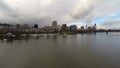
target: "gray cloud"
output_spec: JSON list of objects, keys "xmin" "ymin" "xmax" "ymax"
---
[
  {"xmin": 71, "ymin": 0, "xmax": 120, "ymax": 23},
  {"xmin": 99, "ymin": 19, "xmax": 120, "ymax": 29},
  {"xmin": 0, "ymin": 0, "xmax": 18, "ymax": 18},
  {"xmin": 0, "ymin": 0, "xmax": 120, "ymax": 28}
]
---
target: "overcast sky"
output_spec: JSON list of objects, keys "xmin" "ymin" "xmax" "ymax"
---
[{"xmin": 0, "ymin": 0, "xmax": 120, "ymax": 29}]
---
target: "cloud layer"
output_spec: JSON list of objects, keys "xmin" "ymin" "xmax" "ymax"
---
[{"xmin": 0, "ymin": 0, "xmax": 120, "ymax": 28}]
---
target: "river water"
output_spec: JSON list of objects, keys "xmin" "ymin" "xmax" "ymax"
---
[{"xmin": 0, "ymin": 33, "xmax": 120, "ymax": 68}]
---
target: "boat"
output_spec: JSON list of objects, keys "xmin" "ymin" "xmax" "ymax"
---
[{"xmin": 5, "ymin": 32, "xmax": 15, "ymax": 40}]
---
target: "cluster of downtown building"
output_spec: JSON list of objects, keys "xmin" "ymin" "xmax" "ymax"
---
[
  {"xmin": 2, "ymin": 20, "xmax": 120, "ymax": 34},
  {"xmin": 0, "ymin": 21, "xmax": 98, "ymax": 34}
]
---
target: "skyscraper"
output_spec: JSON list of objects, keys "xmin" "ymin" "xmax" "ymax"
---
[
  {"xmin": 61, "ymin": 24, "xmax": 67, "ymax": 32},
  {"xmin": 52, "ymin": 21, "xmax": 57, "ymax": 29}
]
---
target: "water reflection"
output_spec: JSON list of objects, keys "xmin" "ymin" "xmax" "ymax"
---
[{"xmin": 0, "ymin": 33, "xmax": 120, "ymax": 68}]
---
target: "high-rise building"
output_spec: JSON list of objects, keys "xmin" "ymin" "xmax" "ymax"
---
[
  {"xmin": 69, "ymin": 25, "xmax": 77, "ymax": 31},
  {"xmin": 81, "ymin": 26, "xmax": 85, "ymax": 30},
  {"xmin": 52, "ymin": 21, "xmax": 57, "ymax": 29},
  {"xmin": 33, "ymin": 24, "xmax": 38, "ymax": 29},
  {"xmin": 61, "ymin": 24, "xmax": 67, "ymax": 32},
  {"xmin": 86, "ymin": 24, "xmax": 88, "ymax": 29},
  {"xmin": 94, "ymin": 23, "xmax": 97, "ymax": 30}
]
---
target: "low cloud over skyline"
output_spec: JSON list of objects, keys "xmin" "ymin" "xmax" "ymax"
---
[{"xmin": 0, "ymin": 0, "xmax": 120, "ymax": 28}]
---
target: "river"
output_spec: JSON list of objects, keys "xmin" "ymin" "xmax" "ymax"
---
[{"xmin": 0, "ymin": 33, "xmax": 120, "ymax": 68}]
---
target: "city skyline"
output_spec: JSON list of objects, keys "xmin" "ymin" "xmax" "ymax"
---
[{"xmin": 0, "ymin": 0, "xmax": 120, "ymax": 29}]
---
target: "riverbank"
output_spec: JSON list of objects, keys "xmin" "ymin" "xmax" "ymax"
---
[{"xmin": 0, "ymin": 29, "xmax": 120, "ymax": 40}]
